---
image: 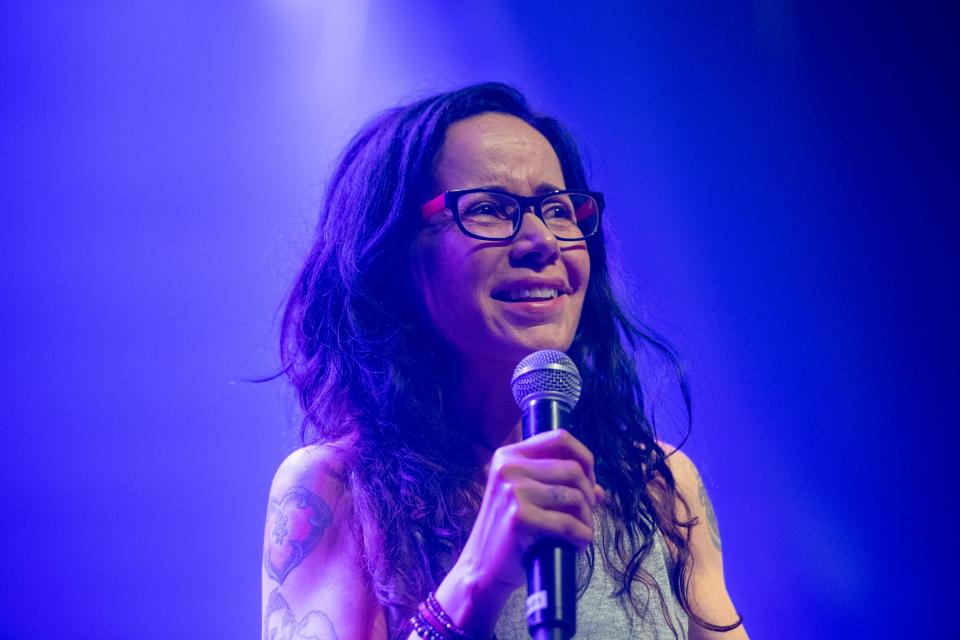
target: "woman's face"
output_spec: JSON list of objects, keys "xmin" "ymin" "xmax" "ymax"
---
[{"xmin": 413, "ymin": 112, "xmax": 590, "ymax": 372}]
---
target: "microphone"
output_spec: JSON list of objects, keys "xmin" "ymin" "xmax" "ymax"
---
[{"xmin": 511, "ymin": 350, "xmax": 583, "ymax": 640}]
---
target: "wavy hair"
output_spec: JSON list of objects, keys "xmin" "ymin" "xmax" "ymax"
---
[{"xmin": 280, "ymin": 82, "xmax": 734, "ymax": 638}]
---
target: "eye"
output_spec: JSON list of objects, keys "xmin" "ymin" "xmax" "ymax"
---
[
  {"xmin": 460, "ymin": 196, "xmax": 516, "ymax": 221},
  {"xmin": 464, "ymin": 202, "xmax": 508, "ymax": 218},
  {"xmin": 542, "ymin": 198, "xmax": 576, "ymax": 220}
]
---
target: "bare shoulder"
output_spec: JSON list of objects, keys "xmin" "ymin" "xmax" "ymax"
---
[
  {"xmin": 264, "ymin": 442, "xmax": 352, "ymax": 588},
  {"xmin": 656, "ymin": 442, "xmax": 748, "ymax": 639},
  {"xmin": 658, "ymin": 443, "xmax": 698, "ymax": 493},
  {"xmin": 262, "ymin": 441, "xmax": 386, "ymax": 639},
  {"xmin": 657, "ymin": 442, "xmax": 721, "ymax": 551},
  {"xmin": 269, "ymin": 442, "xmax": 350, "ymax": 504}
]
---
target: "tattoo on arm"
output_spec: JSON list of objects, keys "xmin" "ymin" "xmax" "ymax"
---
[
  {"xmin": 264, "ymin": 588, "xmax": 340, "ymax": 640},
  {"xmin": 264, "ymin": 486, "xmax": 333, "ymax": 584},
  {"xmin": 697, "ymin": 473, "xmax": 722, "ymax": 551}
]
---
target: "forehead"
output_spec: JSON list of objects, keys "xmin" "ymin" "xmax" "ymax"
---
[{"xmin": 433, "ymin": 112, "xmax": 565, "ymax": 192}]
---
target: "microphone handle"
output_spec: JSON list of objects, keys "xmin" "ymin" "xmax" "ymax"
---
[{"xmin": 522, "ymin": 398, "xmax": 576, "ymax": 640}]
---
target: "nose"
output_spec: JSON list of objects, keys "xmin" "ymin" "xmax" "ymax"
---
[{"xmin": 509, "ymin": 209, "xmax": 560, "ymax": 267}]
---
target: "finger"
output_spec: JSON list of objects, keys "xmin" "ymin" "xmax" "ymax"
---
[
  {"xmin": 516, "ymin": 479, "xmax": 593, "ymax": 527},
  {"xmin": 523, "ymin": 503, "xmax": 594, "ymax": 551},
  {"xmin": 511, "ymin": 429, "xmax": 597, "ymax": 484},
  {"xmin": 594, "ymin": 484, "xmax": 606, "ymax": 505},
  {"xmin": 502, "ymin": 458, "xmax": 598, "ymax": 509}
]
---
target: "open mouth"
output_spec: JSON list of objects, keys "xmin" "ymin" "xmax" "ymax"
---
[{"xmin": 491, "ymin": 286, "xmax": 565, "ymax": 302}]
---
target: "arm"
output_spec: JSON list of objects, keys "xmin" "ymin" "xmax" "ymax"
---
[
  {"xmin": 664, "ymin": 447, "xmax": 749, "ymax": 640},
  {"xmin": 261, "ymin": 445, "xmax": 387, "ymax": 640},
  {"xmin": 262, "ymin": 431, "xmax": 602, "ymax": 640}
]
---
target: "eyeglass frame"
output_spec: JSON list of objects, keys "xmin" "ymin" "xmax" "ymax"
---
[{"xmin": 420, "ymin": 188, "xmax": 605, "ymax": 242}]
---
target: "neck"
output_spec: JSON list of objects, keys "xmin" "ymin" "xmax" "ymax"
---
[{"xmin": 444, "ymin": 355, "xmax": 523, "ymax": 463}]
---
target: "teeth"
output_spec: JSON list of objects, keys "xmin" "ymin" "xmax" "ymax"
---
[{"xmin": 507, "ymin": 287, "xmax": 560, "ymax": 301}]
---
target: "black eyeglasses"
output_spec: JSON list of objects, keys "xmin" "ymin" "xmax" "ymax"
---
[{"xmin": 421, "ymin": 188, "xmax": 604, "ymax": 241}]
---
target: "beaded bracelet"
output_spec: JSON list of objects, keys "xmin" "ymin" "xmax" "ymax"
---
[
  {"xmin": 411, "ymin": 610, "xmax": 445, "ymax": 640},
  {"xmin": 409, "ymin": 592, "xmax": 478, "ymax": 640}
]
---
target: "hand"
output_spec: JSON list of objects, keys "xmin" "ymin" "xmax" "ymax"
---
[{"xmin": 452, "ymin": 429, "xmax": 604, "ymax": 600}]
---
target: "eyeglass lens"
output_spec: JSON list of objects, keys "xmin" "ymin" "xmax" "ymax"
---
[{"xmin": 457, "ymin": 191, "xmax": 599, "ymax": 240}]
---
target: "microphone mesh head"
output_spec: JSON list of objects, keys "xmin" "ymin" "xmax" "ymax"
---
[{"xmin": 511, "ymin": 350, "xmax": 582, "ymax": 409}]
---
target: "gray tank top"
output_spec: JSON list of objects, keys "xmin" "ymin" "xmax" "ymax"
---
[{"xmin": 493, "ymin": 520, "xmax": 688, "ymax": 640}]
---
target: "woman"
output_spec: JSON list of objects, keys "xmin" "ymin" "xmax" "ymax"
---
[{"xmin": 262, "ymin": 83, "xmax": 747, "ymax": 640}]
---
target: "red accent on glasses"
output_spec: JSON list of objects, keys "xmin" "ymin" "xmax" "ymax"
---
[
  {"xmin": 575, "ymin": 199, "xmax": 597, "ymax": 222},
  {"xmin": 421, "ymin": 193, "xmax": 446, "ymax": 220}
]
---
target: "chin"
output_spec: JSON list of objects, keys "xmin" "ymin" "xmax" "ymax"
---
[
  {"xmin": 500, "ymin": 331, "xmax": 575, "ymax": 362},
  {"xmin": 447, "ymin": 320, "xmax": 578, "ymax": 372}
]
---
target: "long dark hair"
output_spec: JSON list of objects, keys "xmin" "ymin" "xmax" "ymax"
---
[{"xmin": 280, "ymin": 82, "xmax": 731, "ymax": 637}]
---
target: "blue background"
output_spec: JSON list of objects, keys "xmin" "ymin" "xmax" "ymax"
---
[{"xmin": 1, "ymin": 2, "xmax": 955, "ymax": 638}]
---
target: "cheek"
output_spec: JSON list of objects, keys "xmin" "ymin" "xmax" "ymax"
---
[
  {"xmin": 568, "ymin": 251, "xmax": 591, "ymax": 326},
  {"xmin": 411, "ymin": 239, "xmax": 449, "ymax": 331},
  {"xmin": 415, "ymin": 239, "xmax": 489, "ymax": 336},
  {"xmin": 567, "ymin": 247, "xmax": 591, "ymax": 295}
]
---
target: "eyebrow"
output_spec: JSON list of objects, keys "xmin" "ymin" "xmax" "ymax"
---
[{"xmin": 478, "ymin": 183, "xmax": 565, "ymax": 195}]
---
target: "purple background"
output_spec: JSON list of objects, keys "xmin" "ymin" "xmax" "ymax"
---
[{"xmin": 1, "ymin": 2, "xmax": 955, "ymax": 638}]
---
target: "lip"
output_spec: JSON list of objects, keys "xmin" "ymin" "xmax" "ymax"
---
[
  {"xmin": 493, "ymin": 294, "xmax": 566, "ymax": 319},
  {"xmin": 491, "ymin": 278, "xmax": 572, "ymax": 301}
]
